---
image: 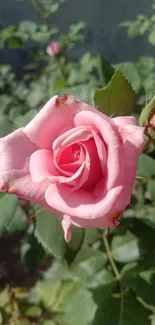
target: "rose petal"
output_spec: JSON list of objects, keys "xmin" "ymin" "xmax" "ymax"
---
[
  {"xmin": 51, "ymin": 144, "xmax": 90, "ymax": 190},
  {"xmin": 91, "ymin": 130, "xmax": 107, "ymax": 174},
  {"xmin": 74, "ymin": 111, "xmax": 121, "ymax": 191},
  {"xmin": 45, "ymin": 183, "xmax": 123, "ymax": 219},
  {"xmin": 117, "ymin": 124, "xmax": 144, "ymax": 152},
  {"xmin": 81, "ymin": 139, "xmax": 102, "ymax": 189},
  {"xmin": 57, "ymin": 144, "xmax": 85, "ymax": 176},
  {"xmin": 61, "ymin": 215, "xmax": 72, "ymax": 242},
  {"xmin": 50, "ymin": 161, "xmax": 88, "ymax": 187},
  {"xmin": 113, "ymin": 125, "xmax": 144, "ymax": 211},
  {"xmin": 30, "ymin": 149, "xmax": 58, "ymax": 183},
  {"xmin": 24, "ymin": 95, "xmax": 100, "ymax": 150},
  {"xmin": 113, "ymin": 116, "xmax": 137, "ymax": 127},
  {"xmin": 24, "ymin": 95, "xmax": 76, "ymax": 149},
  {"xmin": 70, "ymin": 212, "xmax": 120, "ymax": 228},
  {"xmin": 0, "ymin": 129, "xmax": 51, "ymax": 209},
  {"xmin": 53, "ymin": 126, "xmax": 92, "ymax": 152}
]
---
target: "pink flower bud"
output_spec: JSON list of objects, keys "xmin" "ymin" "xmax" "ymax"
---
[{"xmin": 46, "ymin": 41, "xmax": 60, "ymax": 56}]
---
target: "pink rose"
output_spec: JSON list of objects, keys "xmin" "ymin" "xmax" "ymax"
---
[
  {"xmin": 46, "ymin": 41, "xmax": 60, "ymax": 56},
  {"xmin": 0, "ymin": 95, "xmax": 144, "ymax": 242}
]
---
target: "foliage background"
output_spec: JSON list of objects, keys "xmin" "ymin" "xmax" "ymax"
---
[{"xmin": 1, "ymin": 1, "xmax": 155, "ymax": 325}]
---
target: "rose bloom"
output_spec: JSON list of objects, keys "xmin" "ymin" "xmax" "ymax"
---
[
  {"xmin": 46, "ymin": 41, "xmax": 60, "ymax": 56},
  {"xmin": 0, "ymin": 95, "xmax": 144, "ymax": 242}
]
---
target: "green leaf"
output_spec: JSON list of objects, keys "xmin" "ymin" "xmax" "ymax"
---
[
  {"xmin": 89, "ymin": 269, "xmax": 116, "ymax": 290},
  {"xmin": 35, "ymin": 211, "xmax": 66, "ymax": 257},
  {"xmin": 139, "ymin": 95, "xmax": 155, "ymax": 127},
  {"xmin": 0, "ymin": 311, "xmax": 3, "ymax": 325},
  {"xmin": 0, "ymin": 116, "xmax": 14, "ymax": 137},
  {"xmin": 137, "ymin": 154, "xmax": 155, "ymax": 178},
  {"xmin": 0, "ymin": 286, "xmax": 10, "ymax": 307},
  {"xmin": 66, "ymin": 226, "xmax": 85, "ymax": 262},
  {"xmin": 25, "ymin": 306, "xmax": 42, "ymax": 318},
  {"xmin": 149, "ymin": 28, "xmax": 155, "ymax": 46},
  {"xmin": 91, "ymin": 271, "xmax": 117, "ymax": 311},
  {"xmin": 26, "ymin": 84, "xmax": 45, "ymax": 108},
  {"xmin": 71, "ymin": 246, "xmax": 107, "ymax": 284},
  {"xmin": 35, "ymin": 281, "xmax": 62, "ymax": 309},
  {"xmin": 93, "ymin": 295, "xmax": 119, "ymax": 325},
  {"xmin": 139, "ymin": 269, "xmax": 155, "ymax": 284},
  {"xmin": 16, "ymin": 320, "xmax": 31, "ymax": 325},
  {"xmin": 93, "ymin": 69, "xmax": 136, "ymax": 117},
  {"xmin": 98, "ymin": 55, "xmax": 115, "ymax": 86},
  {"xmin": 93, "ymin": 290, "xmax": 150, "ymax": 325},
  {"xmin": 0, "ymin": 194, "xmax": 18, "ymax": 233},
  {"xmin": 20, "ymin": 234, "xmax": 45, "ymax": 269},
  {"xmin": 18, "ymin": 21, "xmax": 37, "ymax": 35},
  {"xmin": 35, "ymin": 280, "xmax": 81, "ymax": 312},
  {"xmin": 111, "ymin": 231, "xmax": 140, "ymax": 263},
  {"xmin": 49, "ymin": 3, "xmax": 59, "ymax": 13},
  {"xmin": 147, "ymin": 180, "xmax": 155, "ymax": 202},
  {"xmin": 8, "ymin": 36, "xmax": 23, "ymax": 48},
  {"xmin": 150, "ymin": 314, "xmax": 155, "ymax": 325},
  {"xmin": 41, "ymin": 321, "xmax": 56, "ymax": 325},
  {"xmin": 121, "ymin": 263, "xmax": 155, "ymax": 306},
  {"xmin": 84, "ymin": 228, "xmax": 101, "ymax": 245},
  {"xmin": 0, "ymin": 26, "xmax": 16, "ymax": 48},
  {"xmin": 114, "ymin": 62, "xmax": 141, "ymax": 92},
  {"xmin": 65, "ymin": 287, "xmax": 97, "ymax": 325},
  {"xmin": 44, "ymin": 260, "xmax": 70, "ymax": 282},
  {"xmin": 135, "ymin": 205, "xmax": 155, "ymax": 229},
  {"xmin": 32, "ymin": 31, "xmax": 51, "ymax": 42},
  {"xmin": 6, "ymin": 205, "xmax": 27, "ymax": 233},
  {"xmin": 72, "ymin": 245, "xmax": 107, "ymax": 266},
  {"xmin": 15, "ymin": 109, "xmax": 38, "ymax": 127},
  {"xmin": 54, "ymin": 79, "xmax": 66, "ymax": 89},
  {"xmin": 137, "ymin": 57, "xmax": 155, "ymax": 76},
  {"xmin": 120, "ymin": 17, "xmax": 150, "ymax": 39}
]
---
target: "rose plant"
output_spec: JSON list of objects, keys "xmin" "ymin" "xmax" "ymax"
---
[{"xmin": 0, "ymin": 94, "xmax": 144, "ymax": 242}]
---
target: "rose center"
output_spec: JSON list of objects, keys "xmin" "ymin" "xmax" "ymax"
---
[
  {"xmin": 58, "ymin": 143, "xmax": 82, "ymax": 166},
  {"xmin": 72, "ymin": 144, "xmax": 81, "ymax": 161}
]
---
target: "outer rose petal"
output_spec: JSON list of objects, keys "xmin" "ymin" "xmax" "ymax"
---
[
  {"xmin": 70, "ymin": 212, "xmax": 120, "ymax": 228},
  {"xmin": 112, "ymin": 116, "xmax": 137, "ymax": 127},
  {"xmin": 24, "ymin": 95, "xmax": 95, "ymax": 150},
  {"xmin": 118, "ymin": 124, "xmax": 144, "ymax": 153},
  {"xmin": 45, "ymin": 183, "xmax": 123, "ymax": 219},
  {"xmin": 0, "ymin": 129, "xmax": 56, "ymax": 213},
  {"xmin": 113, "ymin": 124, "xmax": 144, "ymax": 212}
]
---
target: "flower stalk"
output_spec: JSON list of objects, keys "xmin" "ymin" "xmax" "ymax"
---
[{"xmin": 103, "ymin": 230, "xmax": 120, "ymax": 280}]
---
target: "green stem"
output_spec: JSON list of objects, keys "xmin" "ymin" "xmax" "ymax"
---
[
  {"xmin": 97, "ymin": 56, "xmax": 105, "ymax": 87},
  {"xmin": 103, "ymin": 231, "xmax": 126, "ymax": 324},
  {"xmin": 28, "ymin": 0, "xmax": 49, "ymax": 27},
  {"xmin": 142, "ymin": 136, "xmax": 151, "ymax": 152},
  {"xmin": 136, "ymin": 176, "xmax": 155, "ymax": 181},
  {"xmin": 103, "ymin": 230, "xmax": 120, "ymax": 280},
  {"xmin": 28, "ymin": 206, "xmax": 43, "ymax": 221},
  {"xmin": 119, "ymin": 286, "xmax": 125, "ymax": 325},
  {"xmin": 55, "ymin": 56, "xmax": 66, "ymax": 80}
]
